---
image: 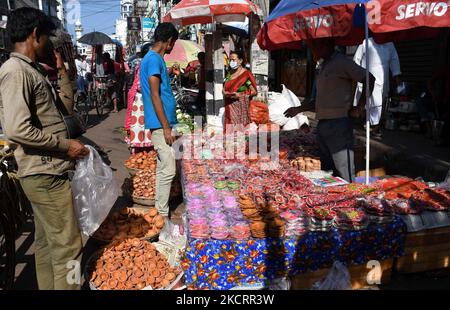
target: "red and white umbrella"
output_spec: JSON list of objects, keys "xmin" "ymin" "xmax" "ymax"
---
[
  {"xmin": 164, "ymin": 39, "xmax": 205, "ymax": 69},
  {"xmin": 369, "ymin": 0, "xmax": 450, "ymax": 42},
  {"xmin": 163, "ymin": 0, "xmax": 262, "ymax": 26}
]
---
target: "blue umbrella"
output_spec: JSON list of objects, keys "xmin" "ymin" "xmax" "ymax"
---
[
  {"xmin": 266, "ymin": 0, "xmax": 368, "ymax": 22},
  {"xmin": 265, "ymin": 0, "xmax": 372, "ymax": 184}
]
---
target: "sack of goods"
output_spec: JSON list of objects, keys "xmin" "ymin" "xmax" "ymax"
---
[{"xmin": 268, "ymin": 85, "xmax": 309, "ymax": 130}]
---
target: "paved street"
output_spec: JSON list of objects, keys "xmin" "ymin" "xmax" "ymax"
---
[
  {"xmin": 12, "ymin": 109, "xmax": 184, "ymax": 290},
  {"xmin": 10, "ymin": 109, "xmax": 450, "ymax": 290}
]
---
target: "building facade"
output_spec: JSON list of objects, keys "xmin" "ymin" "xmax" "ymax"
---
[
  {"xmin": 115, "ymin": 0, "xmax": 133, "ymax": 47},
  {"xmin": 56, "ymin": 0, "xmax": 66, "ymax": 30}
]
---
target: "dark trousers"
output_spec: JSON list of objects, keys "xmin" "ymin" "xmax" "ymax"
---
[{"xmin": 317, "ymin": 117, "xmax": 355, "ymax": 182}]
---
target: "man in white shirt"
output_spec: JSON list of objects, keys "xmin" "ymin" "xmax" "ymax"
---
[
  {"xmin": 82, "ymin": 55, "xmax": 90, "ymax": 74},
  {"xmin": 353, "ymin": 35, "xmax": 402, "ymax": 136},
  {"xmin": 75, "ymin": 54, "xmax": 87, "ymax": 93}
]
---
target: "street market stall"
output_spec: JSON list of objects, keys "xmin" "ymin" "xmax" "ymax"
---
[
  {"xmin": 175, "ymin": 129, "xmax": 428, "ymax": 290},
  {"xmin": 257, "ymin": 0, "xmax": 450, "ymax": 184},
  {"xmin": 94, "ymin": 0, "xmax": 450, "ymax": 291}
]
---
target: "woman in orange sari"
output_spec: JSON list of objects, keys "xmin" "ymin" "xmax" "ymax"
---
[{"xmin": 223, "ymin": 51, "xmax": 257, "ymax": 131}]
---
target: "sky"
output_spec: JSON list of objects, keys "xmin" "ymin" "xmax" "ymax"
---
[{"xmin": 66, "ymin": 0, "xmax": 122, "ymax": 40}]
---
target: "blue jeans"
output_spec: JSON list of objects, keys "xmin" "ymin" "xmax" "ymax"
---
[{"xmin": 76, "ymin": 76, "xmax": 86, "ymax": 93}]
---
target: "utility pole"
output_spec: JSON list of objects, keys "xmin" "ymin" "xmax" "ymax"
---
[
  {"xmin": 158, "ymin": 0, "xmax": 162, "ymax": 23},
  {"xmin": 128, "ymin": 0, "xmax": 140, "ymax": 55},
  {"xmin": 250, "ymin": 0, "xmax": 270, "ymax": 95}
]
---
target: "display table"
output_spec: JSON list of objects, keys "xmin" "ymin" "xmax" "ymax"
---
[
  {"xmin": 182, "ymin": 218, "xmax": 406, "ymax": 290},
  {"xmin": 290, "ymin": 259, "xmax": 394, "ymax": 290},
  {"xmin": 177, "ymin": 132, "xmax": 416, "ymax": 290},
  {"xmin": 395, "ymin": 226, "xmax": 450, "ymax": 273}
]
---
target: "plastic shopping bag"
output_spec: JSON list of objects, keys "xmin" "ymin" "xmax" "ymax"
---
[
  {"xmin": 72, "ymin": 145, "xmax": 119, "ymax": 236},
  {"xmin": 313, "ymin": 261, "xmax": 352, "ymax": 290},
  {"xmin": 283, "ymin": 114, "xmax": 310, "ymax": 131},
  {"xmin": 282, "ymin": 84, "xmax": 301, "ymax": 108},
  {"xmin": 159, "ymin": 219, "xmax": 187, "ymax": 254},
  {"xmin": 268, "ymin": 85, "xmax": 301, "ymax": 126}
]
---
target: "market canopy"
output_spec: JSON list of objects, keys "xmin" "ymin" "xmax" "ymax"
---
[
  {"xmin": 369, "ymin": 0, "xmax": 450, "ymax": 43},
  {"xmin": 258, "ymin": 0, "xmax": 450, "ymax": 50},
  {"xmin": 163, "ymin": 0, "xmax": 262, "ymax": 26},
  {"xmin": 257, "ymin": 0, "xmax": 369, "ymax": 51}
]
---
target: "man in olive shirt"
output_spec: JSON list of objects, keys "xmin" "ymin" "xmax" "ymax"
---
[
  {"xmin": 285, "ymin": 38, "xmax": 375, "ymax": 182},
  {"xmin": 0, "ymin": 8, "xmax": 89, "ymax": 290}
]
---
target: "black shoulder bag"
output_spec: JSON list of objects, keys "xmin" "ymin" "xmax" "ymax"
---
[{"xmin": 54, "ymin": 94, "xmax": 86, "ymax": 139}]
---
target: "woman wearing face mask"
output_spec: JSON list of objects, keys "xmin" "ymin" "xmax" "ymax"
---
[{"xmin": 223, "ymin": 50, "xmax": 257, "ymax": 130}]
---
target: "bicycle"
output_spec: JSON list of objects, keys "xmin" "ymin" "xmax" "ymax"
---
[
  {"xmin": 74, "ymin": 74, "xmax": 95, "ymax": 127},
  {"xmin": 92, "ymin": 75, "xmax": 112, "ymax": 119},
  {"xmin": 0, "ymin": 148, "xmax": 33, "ymax": 290},
  {"xmin": 74, "ymin": 90, "xmax": 90, "ymax": 127},
  {"xmin": 174, "ymin": 86, "xmax": 204, "ymax": 117},
  {"xmin": 0, "ymin": 151, "xmax": 18, "ymax": 289},
  {"xmin": 0, "ymin": 197, "xmax": 15, "ymax": 290}
]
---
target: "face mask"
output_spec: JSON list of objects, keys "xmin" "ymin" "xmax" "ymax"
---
[{"xmin": 229, "ymin": 60, "xmax": 239, "ymax": 70}]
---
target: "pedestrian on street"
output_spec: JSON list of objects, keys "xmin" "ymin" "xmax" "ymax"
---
[
  {"xmin": 353, "ymin": 34, "xmax": 402, "ymax": 137},
  {"xmin": 75, "ymin": 54, "xmax": 87, "ymax": 93},
  {"xmin": 103, "ymin": 52, "xmax": 119, "ymax": 113},
  {"xmin": 125, "ymin": 43, "xmax": 153, "ymax": 151},
  {"xmin": 83, "ymin": 55, "xmax": 91, "ymax": 75},
  {"xmin": 223, "ymin": 50, "xmax": 257, "ymax": 131},
  {"xmin": 0, "ymin": 7, "xmax": 89, "ymax": 290},
  {"xmin": 285, "ymin": 38, "xmax": 375, "ymax": 183},
  {"xmin": 140, "ymin": 23, "xmax": 179, "ymax": 219}
]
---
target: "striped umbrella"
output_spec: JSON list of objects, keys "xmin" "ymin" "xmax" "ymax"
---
[
  {"xmin": 163, "ymin": 0, "xmax": 262, "ymax": 26},
  {"xmin": 164, "ymin": 39, "xmax": 205, "ymax": 69}
]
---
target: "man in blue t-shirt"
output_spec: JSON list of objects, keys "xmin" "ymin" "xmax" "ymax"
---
[{"xmin": 140, "ymin": 22, "xmax": 179, "ymax": 218}]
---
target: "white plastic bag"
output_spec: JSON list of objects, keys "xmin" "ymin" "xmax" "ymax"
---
[
  {"xmin": 230, "ymin": 278, "xmax": 291, "ymax": 290},
  {"xmin": 72, "ymin": 145, "xmax": 119, "ymax": 236},
  {"xmin": 283, "ymin": 114, "xmax": 310, "ymax": 131},
  {"xmin": 282, "ymin": 84, "xmax": 301, "ymax": 108},
  {"xmin": 438, "ymin": 170, "xmax": 450, "ymax": 190},
  {"xmin": 159, "ymin": 219, "xmax": 187, "ymax": 254},
  {"xmin": 268, "ymin": 85, "xmax": 301, "ymax": 126},
  {"xmin": 313, "ymin": 261, "xmax": 352, "ymax": 290},
  {"xmin": 153, "ymin": 240, "xmax": 186, "ymax": 290},
  {"xmin": 267, "ymin": 278, "xmax": 291, "ymax": 290}
]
